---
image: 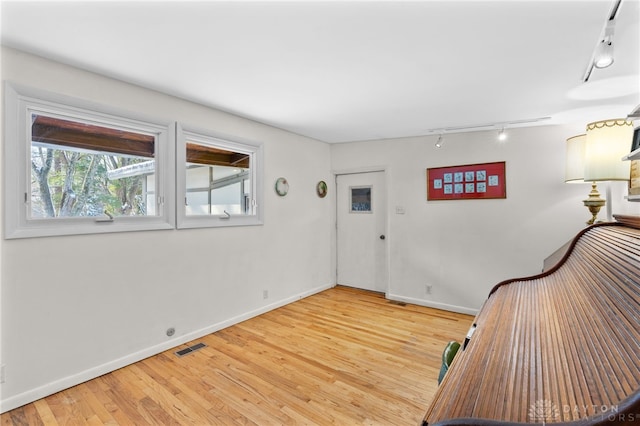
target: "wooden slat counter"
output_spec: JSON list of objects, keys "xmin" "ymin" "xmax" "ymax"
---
[{"xmin": 422, "ymin": 216, "xmax": 640, "ymax": 425}]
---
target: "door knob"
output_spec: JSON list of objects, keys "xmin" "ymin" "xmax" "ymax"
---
[{"xmin": 379, "ymin": 235, "xmax": 386, "ymax": 240}]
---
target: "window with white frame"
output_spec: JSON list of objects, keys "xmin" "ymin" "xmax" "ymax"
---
[
  {"xmin": 4, "ymin": 82, "xmax": 175, "ymax": 239},
  {"xmin": 176, "ymin": 125, "xmax": 263, "ymax": 229}
]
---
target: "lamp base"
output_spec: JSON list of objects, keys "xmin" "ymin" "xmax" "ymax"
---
[{"xmin": 583, "ymin": 182, "xmax": 606, "ymax": 225}]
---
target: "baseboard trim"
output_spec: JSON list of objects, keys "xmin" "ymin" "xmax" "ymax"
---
[
  {"xmin": 0, "ymin": 282, "xmax": 335, "ymax": 413},
  {"xmin": 386, "ymin": 293, "xmax": 479, "ymax": 316}
]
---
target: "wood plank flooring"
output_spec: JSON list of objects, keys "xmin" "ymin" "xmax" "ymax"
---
[{"xmin": 1, "ymin": 286, "xmax": 474, "ymax": 425}]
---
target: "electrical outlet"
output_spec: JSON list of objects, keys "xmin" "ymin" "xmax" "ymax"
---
[
  {"xmin": 426, "ymin": 285, "xmax": 433, "ymax": 295},
  {"xmin": 1, "ymin": 365, "xmax": 6, "ymax": 384},
  {"xmin": 263, "ymin": 290, "xmax": 269, "ymax": 299}
]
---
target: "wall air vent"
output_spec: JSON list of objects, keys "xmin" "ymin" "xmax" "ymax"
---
[{"xmin": 175, "ymin": 342, "xmax": 207, "ymax": 357}]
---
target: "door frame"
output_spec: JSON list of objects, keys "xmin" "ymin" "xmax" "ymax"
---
[{"xmin": 333, "ymin": 166, "xmax": 390, "ymax": 296}]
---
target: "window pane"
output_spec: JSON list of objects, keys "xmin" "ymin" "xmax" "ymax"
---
[
  {"xmin": 211, "ymin": 181, "xmax": 242, "ymax": 215},
  {"xmin": 350, "ymin": 186, "xmax": 372, "ymax": 212},
  {"xmin": 30, "ymin": 113, "xmax": 156, "ymax": 218},
  {"xmin": 185, "ymin": 142, "xmax": 252, "ymax": 216},
  {"xmin": 176, "ymin": 125, "xmax": 262, "ymax": 229},
  {"xmin": 186, "ymin": 190, "xmax": 210, "ymax": 215},
  {"xmin": 186, "ymin": 165, "xmax": 210, "ymax": 188}
]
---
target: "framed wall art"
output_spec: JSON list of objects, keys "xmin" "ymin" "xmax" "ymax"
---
[{"xmin": 427, "ymin": 161, "xmax": 506, "ymax": 201}]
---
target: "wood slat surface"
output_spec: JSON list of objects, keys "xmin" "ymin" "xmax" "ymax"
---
[
  {"xmin": 423, "ymin": 224, "xmax": 640, "ymax": 425},
  {"xmin": 1, "ymin": 286, "xmax": 473, "ymax": 425}
]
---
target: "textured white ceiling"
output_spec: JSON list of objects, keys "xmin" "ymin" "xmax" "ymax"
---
[{"xmin": 2, "ymin": 1, "xmax": 639, "ymax": 143}]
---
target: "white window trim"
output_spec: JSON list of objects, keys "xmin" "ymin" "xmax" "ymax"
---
[
  {"xmin": 3, "ymin": 82, "xmax": 176, "ymax": 239},
  {"xmin": 176, "ymin": 123, "xmax": 263, "ymax": 229}
]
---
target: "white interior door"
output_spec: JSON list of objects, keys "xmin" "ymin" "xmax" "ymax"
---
[{"xmin": 336, "ymin": 171, "xmax": 388, "ymax": 293}]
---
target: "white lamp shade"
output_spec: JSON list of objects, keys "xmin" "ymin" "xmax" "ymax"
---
[
  {"xmin": 584, "ymin": 119, "xmax": 633, "ymax": 182},
  {"xmin": 565, "ymin": 134, "xmax": 586, "ymax": 183}
]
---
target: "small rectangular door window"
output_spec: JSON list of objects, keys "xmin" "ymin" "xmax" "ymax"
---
[{"xmin": 350, "ymin": 186, "xmax": 372, "ymax": 213}]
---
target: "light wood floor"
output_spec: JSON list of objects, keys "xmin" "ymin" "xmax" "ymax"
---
[{"xmin": 1, "ymin": 286, "xmax": 474, "ymax": 425}]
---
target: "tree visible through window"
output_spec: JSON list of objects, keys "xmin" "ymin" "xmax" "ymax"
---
[
  {"xmin": 5, "ymin": 82, "xmax": 261, "ymax": 238},
  {"xmin": 29, "ymin": 113, "xmax": 156, "ymax": 219}
]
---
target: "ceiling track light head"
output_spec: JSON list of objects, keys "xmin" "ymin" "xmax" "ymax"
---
[
  {"xmin": 435, "ymin": 134, "xmax": 444, "ymax": 148},
  {"xmin": 498, "ymin": 128, "xmax": 507, "ymax": 141},
  {"xmin": 582, "ymin": 5, "xmax": 619, "ymax": 82},
  {"xmin": 594, "ymin": 38, "xmax": 614, "ymax": 69}
]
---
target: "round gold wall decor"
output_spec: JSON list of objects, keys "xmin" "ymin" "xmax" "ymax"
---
[{"xmin": 316, "ymin": 180, "xmax": 328, "ymax": 198}]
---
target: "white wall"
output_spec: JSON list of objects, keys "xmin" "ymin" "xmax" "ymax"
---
[
  {"xmin": 3, "ymin": 46, "xmax": 639, "ymax": 413},
  {"xmin": 0, "ymin": 47, "xmax": 335, "ymax": 411},
  {"xmin": 331, "ymin": 126, "xmax": 640, "ymax": 314}
]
